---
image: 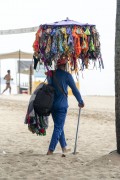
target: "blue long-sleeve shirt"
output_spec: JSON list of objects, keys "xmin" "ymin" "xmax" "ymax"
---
[{"xmin": 48, "ymin": 69, "xmax": 84, "ymax": 110}]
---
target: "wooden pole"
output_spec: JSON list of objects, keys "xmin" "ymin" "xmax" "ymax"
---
[
  {"xmin": 0, "ymin": 60, "xmax": 1, "ymax": 94},
  {"xmin": 18, "ymin": 50, "xmax": 21, "ymax": 94},
  {"xmin": 29, "ymin": 64, "xmax": 32, "ymax": 95}
]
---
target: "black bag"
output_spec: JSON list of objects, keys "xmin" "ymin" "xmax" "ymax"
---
[
  {"xmin": 33, "ymin": 72, "xmax": 67, "ymax": 116},
  {"xmin": 33, "ymin": 83, "xmax": 55, "ymax": 116}
]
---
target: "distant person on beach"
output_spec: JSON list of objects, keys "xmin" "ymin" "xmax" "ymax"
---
[
  {"xmin": 2, "ymin": 70, "xmax": 13, "ymax": 94},
  {"xmin": 46, "ymin": 55, "xmax": 84, "ymax": 155}
]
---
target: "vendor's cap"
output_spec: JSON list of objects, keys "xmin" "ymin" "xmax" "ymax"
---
[{"xmin": 57, "ymin": 56, "xmax": 68, "ymax": 66}]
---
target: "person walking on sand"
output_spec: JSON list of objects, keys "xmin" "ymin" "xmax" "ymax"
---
[
  {"xmin": 2, "ymin": 70, "xmax": 13, "ymax": 94},
  {"xmin": 46, "ymin": 55, "xmax": 84, "ymax": 155}
]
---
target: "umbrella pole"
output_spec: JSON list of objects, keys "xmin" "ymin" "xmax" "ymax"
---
[{"xmin": 73, "ymin": 108, "xmax": 81, "ymax": 154}]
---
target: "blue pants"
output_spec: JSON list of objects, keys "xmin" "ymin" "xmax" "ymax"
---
[{"xmin": 48, "ymin": 108, "xmax": 67, "ymax": 151}]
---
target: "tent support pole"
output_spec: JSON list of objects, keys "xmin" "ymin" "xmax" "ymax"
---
[
  {"xmin": 29, "ymin": 64, "xmax": 32, "ymax": 95},
  {"xmin": 0, "ymin": 60, "xmax": 1, "ymax": 94},
  {"xmin": 18, "ymin": 50, "xmax": 20, "ymax": 94}
]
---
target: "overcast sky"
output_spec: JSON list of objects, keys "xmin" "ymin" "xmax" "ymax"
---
[{"xmin": 0, "ymin": 0, "xmax": 117, "ymax": 95}]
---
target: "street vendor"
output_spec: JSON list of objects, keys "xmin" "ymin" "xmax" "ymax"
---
[{"xmin": 47, "ymin": 55, "xmax": 84, "ymax": 155}]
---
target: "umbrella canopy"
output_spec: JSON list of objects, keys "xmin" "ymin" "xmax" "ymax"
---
[
  {"xmin": 33, "ymin": 18, "xmax": 104, "ymax": 72},
  {"xmin": 42, "ymin": 18, "xmax": 95, "ymax": 27}
]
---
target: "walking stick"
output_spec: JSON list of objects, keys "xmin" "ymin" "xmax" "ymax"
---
[{"xmin": 73, "ymin": 108, "xmax": 81, "ymax": 155}]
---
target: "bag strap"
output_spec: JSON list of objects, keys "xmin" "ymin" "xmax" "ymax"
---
[
  {"xmin": 52, "ymin": 71, "xmax": 67, "ymax": 97},
  {"xmin": 43, "ymin": 76, "xmax": 47, "ymax": 83}
]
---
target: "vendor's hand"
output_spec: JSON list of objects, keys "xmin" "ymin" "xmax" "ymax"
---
[{"xmin": 78, "ymin": 102, "xmax": 84, "ymax": 108}]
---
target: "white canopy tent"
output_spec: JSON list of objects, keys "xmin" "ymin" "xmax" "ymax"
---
[{"xmin": 0, "ymin": 50, "xmax": 33, "ymax": 60}]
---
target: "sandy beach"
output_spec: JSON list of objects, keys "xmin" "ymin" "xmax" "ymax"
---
[{"xmin": 0, "ymin": 94, "xmax": 120, "ymax": 180}]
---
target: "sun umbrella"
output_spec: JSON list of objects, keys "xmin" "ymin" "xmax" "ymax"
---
[
  {"xmin": 42, "ymin": 18, "xmax": 94, "ymax": 27},
  {"xmin": 33, "ymin": 18, "xmax": 104, "ymax": 72}
]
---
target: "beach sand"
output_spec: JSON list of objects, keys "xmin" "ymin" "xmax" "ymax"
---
[{"xmin": 0, "ymin": 94, "xmax": 120, "ymax": 180}]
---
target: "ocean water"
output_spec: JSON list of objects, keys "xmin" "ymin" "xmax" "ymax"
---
[
  {"xmin": 0, "ymin": 62, "xmax": 115, "ymax": 96},
  {"xmin": 0, "ymin": 73, "xmax": 115, "ymax": 96}
]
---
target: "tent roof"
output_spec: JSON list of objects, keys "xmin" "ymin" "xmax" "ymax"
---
[
  {"xmin": 42, "ymin": 18, "xmax": 95, "ymax": 27},
  {"xmin": 0, "ymin": 50, "xmax": 33, "ymax": 60}
]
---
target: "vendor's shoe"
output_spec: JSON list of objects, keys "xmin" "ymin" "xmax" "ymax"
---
[
  {"xmin": 47, "ymin": 150, "xmax": 53, "ymax": 155},
  {"xmin": 62, "ymin": 147, "xmax": 71, "ymax": 153}
]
